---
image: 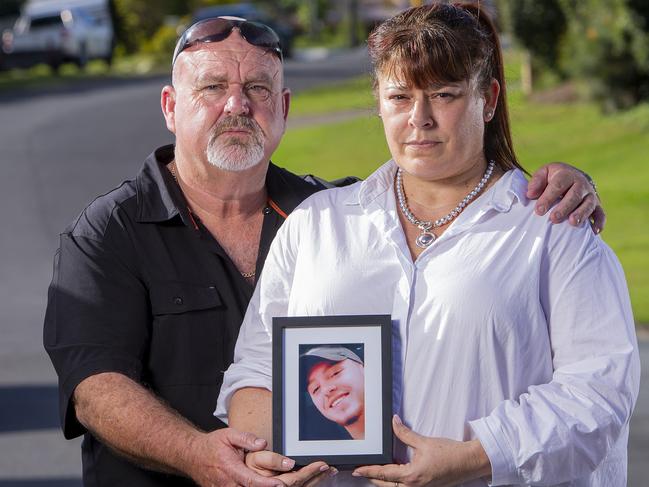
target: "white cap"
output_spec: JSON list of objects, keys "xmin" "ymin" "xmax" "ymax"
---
[{"xmin": 301, "ymin": 345, "xmax": 363, "ymax": 365}]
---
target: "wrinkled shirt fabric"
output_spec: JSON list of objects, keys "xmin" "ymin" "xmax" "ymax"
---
[{"xmin": 216, "ymin": 161, "xmax": 640, "ymax": 486}]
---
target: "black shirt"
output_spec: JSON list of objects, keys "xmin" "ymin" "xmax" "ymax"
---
[{"xmin": 43, "ymin": 145, "xmax": 328, "ymax": 486}]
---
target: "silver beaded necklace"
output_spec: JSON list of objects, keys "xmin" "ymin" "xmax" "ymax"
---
[{"xmin": 396, "ymin": 161, "xmax": 496, "ymax": 248}]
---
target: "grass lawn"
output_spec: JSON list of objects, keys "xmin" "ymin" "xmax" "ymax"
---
[
  {"xmin": 275, "ymin": 77, "xmax": 649, "ymax": 324},
  {"xmin": 0, "ymin": 57, "xmax": 167, "ymax": 92},
  {"xmin": 288, "ymin": 76, "xmax": 376, "ymax": 117}
]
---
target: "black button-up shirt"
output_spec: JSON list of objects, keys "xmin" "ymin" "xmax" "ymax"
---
[{"xmin": 44, "ymin": 145, "xmax": 328, "ymax": 486}]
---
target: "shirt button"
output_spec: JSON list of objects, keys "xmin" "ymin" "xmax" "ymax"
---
[
  {"xmin": 173, "ymin": 296, "xmax": 183, "ymax": 306},
  {"xmin": 263, "ymin": 206, "xmax": 272, "ymax": 215}
]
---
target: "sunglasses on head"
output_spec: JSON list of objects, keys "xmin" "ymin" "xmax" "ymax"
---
[{"xmin": 172, "ymin": 17, "xmax": 283, "ymax": 65}]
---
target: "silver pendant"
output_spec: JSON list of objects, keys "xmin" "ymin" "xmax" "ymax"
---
[{"xmin": 416, "ymin": 231, "xmax": 436, "ymax": 248}]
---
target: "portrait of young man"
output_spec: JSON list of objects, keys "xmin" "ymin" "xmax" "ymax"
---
[{"xmin": 299, "ymin": 344, "xmax": 366, "ymax": 441}]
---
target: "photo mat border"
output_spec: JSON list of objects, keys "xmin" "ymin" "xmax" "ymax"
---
[{"xmin": 272, "ymin": 314, "xmax": 392, "ymax": 468}]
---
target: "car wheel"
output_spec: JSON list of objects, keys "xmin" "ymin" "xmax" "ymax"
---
[
  {"xmin": 49, "ymin": 61, "xmax": 61, "ymax": 74},
  {"xmin": 103, "ymin": 45, "xmax": 114, "ymax": 67},
  {"xmin": 76, "ymin": 43, "xmax": 88, "ymax": 68}
]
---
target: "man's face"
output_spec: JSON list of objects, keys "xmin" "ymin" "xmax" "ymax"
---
[
  {"xmin": 307, "ymin": 359, "xmax": 365, "ymax": 427},
  {"xmin": 163, "ymin": 31, "xmax": 289, "ymax": 172}
]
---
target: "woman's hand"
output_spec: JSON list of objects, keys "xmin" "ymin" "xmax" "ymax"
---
[
  {"xmin": 245, "ymin": 450, "xmax": 337, "ymax": 487},
  {"xmin": 527, "ymin": 162, "xmax": 605, "ymax": 234},
  {"xmin": 352, "ymin": 416, "xmax": 490, "ymax": 487}
]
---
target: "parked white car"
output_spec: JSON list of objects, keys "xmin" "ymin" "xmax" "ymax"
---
[{"xmin": 1, "ymin": 0, "xmax": 114, "ymax": 71}]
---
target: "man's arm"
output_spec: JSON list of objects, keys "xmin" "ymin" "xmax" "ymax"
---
[
  {"xmin": 527, "ymin": 162, "xmax": 604, "ymax": 233},
  {"xmin": 74, "ymin": 372, "xmax": 284, "ymax": 487}
]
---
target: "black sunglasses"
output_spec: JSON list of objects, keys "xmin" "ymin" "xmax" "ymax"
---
[{"xmin": 172, "ymin": 17, "xmax": 283, "ymax": 65}]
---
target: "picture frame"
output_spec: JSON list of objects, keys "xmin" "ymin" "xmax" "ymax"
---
[{"xmin": 272, "ymin": 314, "xmax": 392, "ymax": 468}]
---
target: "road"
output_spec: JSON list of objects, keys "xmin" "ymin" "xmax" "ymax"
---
[{"xmin": 1, "ymin": 47, "xmax": 647, "ymax": 485}]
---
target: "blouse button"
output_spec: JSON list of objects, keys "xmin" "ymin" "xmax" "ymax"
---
[{"xmin": 173, "ymin": 296, "xmax": 183, "ymax": 306}]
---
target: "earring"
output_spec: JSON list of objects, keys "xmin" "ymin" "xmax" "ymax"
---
[{"xmin": 485, "ymin": 110, "xmax": 493, "ymax": 121}]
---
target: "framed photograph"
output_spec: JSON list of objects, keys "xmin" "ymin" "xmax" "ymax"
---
[{"xmin": 272, "ymin": 315, "xmax": 392, "ymax": 467}]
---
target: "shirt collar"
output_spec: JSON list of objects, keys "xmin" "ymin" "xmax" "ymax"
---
[
  {"xmin": 344, "ymin": 159, "xmax": 397, "ymax": 208},
  {"xmin": 346, "ymin": 159, "xmax": 529, "ymax": 215},
  {"xmin": 136, "ymin": 145, "xmax": 180, "ymax": 223},
  {"xmin": 483, "ymin": 168, "xmax": 529, "ymax": 212},
  {"xmin": 135, "ymin": 144, "xmax": 314, "ymax": 223}
]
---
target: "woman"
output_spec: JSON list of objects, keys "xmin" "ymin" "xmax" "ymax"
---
[
  {"xmin": 301, "ymin": 345, "xmax": 366, "ymax": 441},
  {"xmin": 216, "ymin": 3, "xmax": 639, "ymax": 486}
]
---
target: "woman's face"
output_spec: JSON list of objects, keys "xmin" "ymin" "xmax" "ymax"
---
[
  {"xmin": 307, "ymin": 359, "xmax": 365, "ymax": 427},
  {"xmin": 377, "ymin": 73, "xmax": 499, "ymax": 182}
]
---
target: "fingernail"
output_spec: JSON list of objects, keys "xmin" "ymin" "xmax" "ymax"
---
[
  {"xmin": 552, "ymin": 211, "xmax": 562, "ymax": 220},
  {"xmin": 393, "ymin": 414, "xmax": 403, "ymax": 425},
  {"xmin": 537, "ymin": 205, "xmax": 546, "ymax": 214},
  {"xmin": 352, "ymin": 471, "xmax": 361, "ymax": 477},
  {"xmin": 254, "ymin": 438, "xmax": 265, "ymax": 446},
  {"xmin": 329, "ymin": 467, "xmax": 339, "ymax": 477},
  {"xmin": 575, "ymin": 216, "xmax": 581, "ymax": 225},
  {"xmin": 320, "ymin": 464, "xmax": 330, "ymax": 472},
  {"xmin": 282, "ymin": 458, "xmax": 295, "ymax": 469}
]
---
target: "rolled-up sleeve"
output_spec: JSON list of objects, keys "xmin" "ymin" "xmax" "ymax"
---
[
  {"xmin": 215, "ymin": 206, "xmax": 304, "ymax": 422},
  {"xmin": 470, "ymin": 226, "xmax": 640, "ymax": 485}
]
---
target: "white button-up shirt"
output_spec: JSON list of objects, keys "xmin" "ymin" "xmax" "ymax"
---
[{"xmin": 216, "ymin": 161, "xmax": 640, "ymax": 486}]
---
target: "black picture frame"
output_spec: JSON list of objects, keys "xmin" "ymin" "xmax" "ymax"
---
[{"xmin": 272, "ymin": 314, "xmax": 392, "ymax": 468}]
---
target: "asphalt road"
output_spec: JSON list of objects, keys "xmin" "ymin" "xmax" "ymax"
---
[{"xmin": 1, "ymin": 47, "xmax": 647, "ymax": 485}]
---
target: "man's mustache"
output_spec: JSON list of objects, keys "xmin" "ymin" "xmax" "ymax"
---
[{"xmin": 212, "ymin": 116, "xmax": 263, "ymax": 140}]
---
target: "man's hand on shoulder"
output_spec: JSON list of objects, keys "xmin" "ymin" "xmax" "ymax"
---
[{"xmin": 527, "ymin": 162, "xmax": 605, "ymax": 234}]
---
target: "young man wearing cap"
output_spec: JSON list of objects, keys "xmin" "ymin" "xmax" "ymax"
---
[
  {"xmin": 44, "ymin": 14, "xmax": 604, "ymax": 487},
  {"xmin": 302, "ymin": 345, "xmax": 366, "ymax": 440}
]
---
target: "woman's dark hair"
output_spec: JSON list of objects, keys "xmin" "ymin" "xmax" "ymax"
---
[{"xmin": 367, "ymin": 2, "xmax": 524, "ymax": 173}]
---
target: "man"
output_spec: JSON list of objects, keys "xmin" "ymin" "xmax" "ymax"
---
[
  {"xmin": 302, "ymin": 345, "xmax": 366, "ymax": 440},
  {"xmin": 44, "ymin": 16, "xmax": 604, "ymax": 487}
]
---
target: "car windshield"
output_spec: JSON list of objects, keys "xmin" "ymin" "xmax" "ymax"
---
[{"xmin": 29, "ymin": 15, "xmax": 63, "ymax": 30}]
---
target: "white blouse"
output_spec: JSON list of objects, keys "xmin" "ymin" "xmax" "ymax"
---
[{"xmin": 216, "ymin": 161, "xmax": 640, "ymax": 486}]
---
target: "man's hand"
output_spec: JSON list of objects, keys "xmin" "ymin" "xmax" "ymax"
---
[
  {"xmin": 74, "ymin": 373, "xmax": 284, "ymax": 487},
  {"xmin": 246, "ymin": 451, "xmax": 337, "ymax": 487},
  {"xmin": 228, "ymin": 388, "xmax": 337, "ymax": 485},
  {"xmin": 352, "ymin": 416, "xmax": 490, "ymax": 487},
  {"xmin": 188, "ymin": 429, "xmax": 289, "ymax": 487},
  {"xmin": 527, "ymin": 162, "xmax": 605, "ymax": 234}
]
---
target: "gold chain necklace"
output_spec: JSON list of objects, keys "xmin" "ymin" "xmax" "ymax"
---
[{"xmin": 168, "ymin": 162, "xmax": 256, "ymax": 280}]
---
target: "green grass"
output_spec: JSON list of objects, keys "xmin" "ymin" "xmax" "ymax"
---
[
  {"xmin": 274, "ymin": 76, "xmax": 649, "ymax": 324},
  {"xmin": 288, "ymin": 76, "xmax": 376, "ymax": 117},
  {"xmin": 0, "ymin": 56, "xmax": 168, "ymax": 92},
  {"xmin": 0, "ymin": 59, "xmax": 115, "ymax": 90},
  {"xmin": 276, "ymin": 114, "xmax": 389, "ymax": 176}
]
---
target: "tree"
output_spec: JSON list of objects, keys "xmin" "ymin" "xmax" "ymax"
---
[
  {"xmin": 502, "ymin": 0, "xmax": 649, "ymax": 110},
  {"xmin": 507, "ymin": 0, "xmax": 566, "ymax": 74},
  {"xmin": 558, "ymin": 0, "xmax": 649, "ymax": 110},
  {"xmin": 112, "ymin": 0, "xmax": 169, "ymax": 53}
]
